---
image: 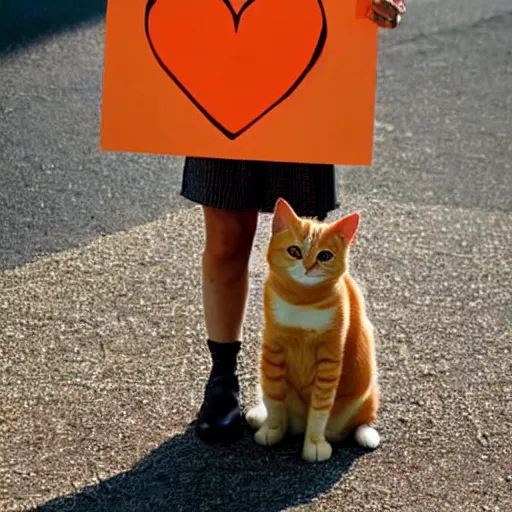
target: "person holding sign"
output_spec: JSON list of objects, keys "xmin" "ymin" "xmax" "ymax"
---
[{"xmin": 188, "ymin": 1, "xmax": 407, "ymax": 443}]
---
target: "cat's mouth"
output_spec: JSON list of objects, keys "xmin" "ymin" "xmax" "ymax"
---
[{"xmin": 288, "ymin": 265, "xmax": 327, "ymax": 287}]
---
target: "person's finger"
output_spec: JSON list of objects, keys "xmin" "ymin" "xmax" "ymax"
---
[{"xmin": 367, "ymin": 8, "xmax": 402, "ymax": 29}]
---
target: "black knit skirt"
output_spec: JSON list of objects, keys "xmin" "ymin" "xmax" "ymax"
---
[{"xmin": 181, "ymin": 157, "xmax": 339, "ymax": 219}]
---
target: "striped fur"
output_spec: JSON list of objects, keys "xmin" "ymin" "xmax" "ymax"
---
[{"xmin": 247, "ymin": 199, "xmax": 380, "ymax": 462}]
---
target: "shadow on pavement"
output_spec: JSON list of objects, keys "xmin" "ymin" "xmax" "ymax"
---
[
  {"xmin": 0, "ymin": 0, "xmax": 107, "ymax": 54},
  {"xmin": 32, "ymin": 424, "xmax": 365, "ymax": 512}
]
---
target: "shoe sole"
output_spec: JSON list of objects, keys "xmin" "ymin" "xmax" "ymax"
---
[{"xmin": 196, "ymin": 421, "xmax": 245, "ymax": 444}]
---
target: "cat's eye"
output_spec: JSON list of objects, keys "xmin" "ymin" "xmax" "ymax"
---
[
  {"xmin": 287, "ymin": 245, "xmax": 302, "ymax": 259},
  {"xmin": 317, "ymin": 250, "xmax": 334, "ymax": 262}
]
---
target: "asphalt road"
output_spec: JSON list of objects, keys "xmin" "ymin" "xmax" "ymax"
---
[{"xmin": 1, "ymin": 1, "xmax": 511, "ymax": 511}]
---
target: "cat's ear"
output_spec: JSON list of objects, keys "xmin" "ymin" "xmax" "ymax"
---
[
  {"xmin": 329, "ymin": 212, "xmax": 360, "ymax": 245},
  {"xmin": 273, "ymin": 198, "xmax": 299, "ymax": 234}
]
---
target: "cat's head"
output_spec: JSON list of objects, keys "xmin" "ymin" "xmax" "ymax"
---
[{"xmin": 267, "ymin": 198, "xmax": 360, "ymax": 287}]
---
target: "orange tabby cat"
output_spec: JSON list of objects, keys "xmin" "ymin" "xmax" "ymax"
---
[{"xmin": 246, "ymin": 198, "xmax": 380, "ymax": 463}]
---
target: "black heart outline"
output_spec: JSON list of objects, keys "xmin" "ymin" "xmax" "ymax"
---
[{"xmin": 145, "ymin": 0, "xmax": 327, "ymax": 140}]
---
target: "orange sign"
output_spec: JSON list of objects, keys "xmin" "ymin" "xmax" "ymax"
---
[{"xmin": 101, "ymin": 0, "xmax": 378, "ymax": 165}]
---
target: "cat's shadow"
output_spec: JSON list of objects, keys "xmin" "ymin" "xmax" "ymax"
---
[{"xmin": 33, "ymin": 422, "xmax": 368, "ymax": 512}]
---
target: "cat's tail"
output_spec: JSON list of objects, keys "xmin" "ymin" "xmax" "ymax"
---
[{"xmin": 354, "ymin": 425, "xmax": 380, "ymax": 450}]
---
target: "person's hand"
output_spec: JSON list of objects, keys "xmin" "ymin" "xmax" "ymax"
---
[{"xmin": 367, "ymin": 0, "xmax": 406, "ymax": 29}]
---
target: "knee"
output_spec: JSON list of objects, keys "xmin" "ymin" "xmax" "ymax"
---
[
  {"xmin": 205, "ymin": 226, "xmax": 254, "ymax": 263},
  {"xmin": 204, "ymin": 211, "xmax": 257, "ymax": 263}
]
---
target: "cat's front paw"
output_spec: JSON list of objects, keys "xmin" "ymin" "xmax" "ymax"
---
[
  {"xmin": 302, "ymin": 439, "xmax": 333, "ymax": 463},
  {"xmin": 254, "ymin": 422, "xmax": 286, "ymax": 446},
  {"xmin": 246, "ymin": 403, "xmax": 267, "ymax": 430}
]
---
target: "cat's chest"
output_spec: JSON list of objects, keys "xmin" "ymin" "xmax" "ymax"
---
[{"xmin": 270, "ymin": 291, "xmax": 335, "ymax": 331}]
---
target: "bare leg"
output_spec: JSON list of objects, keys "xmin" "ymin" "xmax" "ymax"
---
[{"xmin": 202, "ymin": 206, "xmax": 259, "ymax": 342}]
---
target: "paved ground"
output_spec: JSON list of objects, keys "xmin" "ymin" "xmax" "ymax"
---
[{"xmin": 1, "ymin": 0, "xmax": 511, "ymax": 511}]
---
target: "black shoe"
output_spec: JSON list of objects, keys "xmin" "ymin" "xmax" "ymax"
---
[
  {"xmin": 195, "ymin": 340, "xmax": 245, "ymax": 443},
  {"xmin": 196, "ymin": 373, "xmax": 244, "ymax": 443}
]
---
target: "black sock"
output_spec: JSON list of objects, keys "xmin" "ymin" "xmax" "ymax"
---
[{"xmin": 207, "ymin": 339, "xmax": 241, "ymax": 376}]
